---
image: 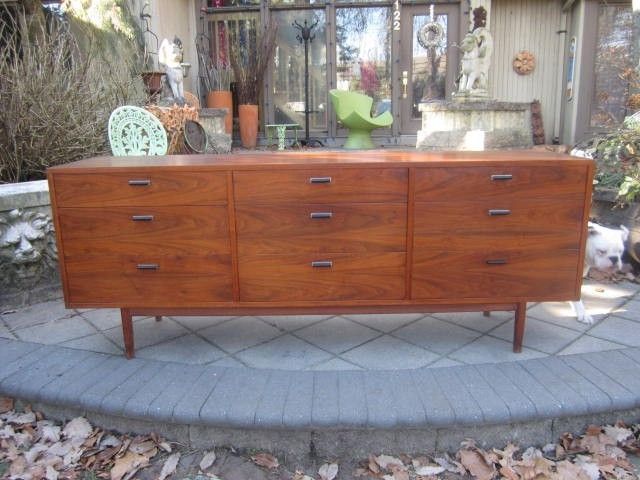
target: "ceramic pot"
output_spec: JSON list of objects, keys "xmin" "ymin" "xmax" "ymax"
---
[
  {"xmin": 206, "ymin": 90, "xmax": 233, "ymax": 134},
  {"xmin": 238, "ymin": 104, "xmax": 259, "ymax": 149}
]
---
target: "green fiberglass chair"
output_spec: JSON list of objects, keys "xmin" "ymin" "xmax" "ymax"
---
[{"xmin": 329, "ymin": 89, "xmax": 393, "ymax": 149}]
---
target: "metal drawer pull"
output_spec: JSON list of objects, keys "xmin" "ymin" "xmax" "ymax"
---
[
  {"xmin": 488, "ymin": 209, "xmax": 511, "ymax": 216},
  {"xmin": 311, "ymin": 260, "xmax": 333, "ymax": 268},
  {"xmin": 128, "ymin": 179, "xmax": 151, "ymax": 186},
  {"xmin": 131, "ymin": 215, "xmax": 154, "ymax": 221},
  {"xmin": 309, "ymin": 177, "xmax": 332, "ymax": 184},
  {"xmin": 490, "ymin": 174, "xmax": 513, "ymax": 181},
  {"xmin": 310, "ymin": 212, "xmax": 333, "ymax": 219},
  {"xmin": 486, "ymin": 259, "xmax": 508, "ymax": 265},
  {"xmin": 136, "ymin": 263, "xmax": 159, "ymax": 270}
]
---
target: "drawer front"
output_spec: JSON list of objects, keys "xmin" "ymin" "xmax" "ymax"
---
[
  {"xmin": 239, "ymin": 252, "xmax": 406, "ymax": 301},
  {"xmin": 414, "ymin": 166, "xmax": 587, "ymax": 201},
  {"xmin": 65, "ymin": 255, "xmax": 232, "ymax": 305},
  {"xmin": 413, "ymin": 199, "xmax": 584, "ymax": 250},
  {"xmin": 53, "ymin": 171, "xmax": 227, "ymax": 207},
  {"xmin": 236, "ymin": 204, "xmax": 407, "ymax": 254},
  {"xmin": 234, "ymin": 168, "xmax": 408, "ymax": 204},
  {"xmin": 58, "ymin": 206, "xmax": 230, "ymax": 256},
  {"xmin": 412, "ymin": 250, "xmax": 579, "ymax": 299}
]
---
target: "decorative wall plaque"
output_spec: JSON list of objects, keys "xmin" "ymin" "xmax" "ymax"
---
[{"xmin": 513, "ymin": 50, "xmax": 536, "ymax": 75}]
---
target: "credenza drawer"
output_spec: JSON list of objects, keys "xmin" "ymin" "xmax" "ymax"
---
[
  {"xmin": 65, "ymin": 255, "xmax": 233, "ymax": 305},
  {"xmin": 413, "ymin": 199, "xmax": 583, "ymax": 250},
  {"xmin": 412, "ymin": 250, "xmax": 579, "ymax": 300},
  {"xmin": 236, "ymin": 203, "xmax": 407, "ymax": 254},
  {"xmin": 233, "ymin": 168, "xmax": 408, "ymax": 204},
  {"xmin": 414, "ymin": 166, "xmax": 587, "ymax": 202},
  {"xmin": 239, "ymin": 252, "xmax": 406, "ymax": 301},
  {"xmin": 53, "ymin": 171, "xmax": 227, "ymax": 207},
  {"xmin": 58, "ymin": 206, "xmax": 230, "ymax": 256}
]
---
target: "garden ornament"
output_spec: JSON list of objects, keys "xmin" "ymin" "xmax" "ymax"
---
[
  {"xmin": 108, "ymin": 106, "xmax": 168, "ymax": 156},
  {"xmin": 455, "ymin": 7, "xmax": 493, "ymax": 98},
  {"xmin": 0, "ymin": 209, "xmax": 57, "ymax": 291},
  {"xmin": 159, "ymin": 36, "xmax": 185, "ymax": 105}
]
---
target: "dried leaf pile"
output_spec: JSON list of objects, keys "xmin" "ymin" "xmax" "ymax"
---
[
  {"xmin": 351, "ymin": 426, "xmax": 640, "ymax": 480},
  {"xmin": 145, "ymin": 105, "xmax": 199, "ymax": 154},
  {"xmin": 0, "ymin": 395, "xmax": 639, "ymax": 480}
]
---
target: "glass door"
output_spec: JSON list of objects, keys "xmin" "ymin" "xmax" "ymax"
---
[{"xmin": 399, "ymin": 4, "xmax": 459, "ymax": 135}]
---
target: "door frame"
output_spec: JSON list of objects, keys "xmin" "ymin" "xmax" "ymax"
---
[{"xmin": 393, "ymin": 2, "xmax": 462, "ymax": 137}]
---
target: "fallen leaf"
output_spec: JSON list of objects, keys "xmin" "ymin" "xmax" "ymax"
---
[
  {"xmin": 459, "ymin": 449, "xmax": 496, "ymax": 480},
  {"xmin": 319, "ymin": 462, "xmax": 338, "ymax": 480},
  {"xmin": 110, "ymin": 451, "xmax": 149, "ymax": 480},
  {"xmin": 63, "ymin": 417, "xmax": 92, "ymax": 440},
  {"xmin": 99, "ymin": 435, "xmax": 122, "ymax": 449},
  {"xmin": 555, "ymin": 459, "xmax": 591, "ymax": 480},
  {"xmin": 158, "ymin": 452, "xmax": 180, "ymax": 480},
  {"xmin": 45, "ymin": 464, "xmax": 59, "ymax": 480},
  {"xmin": 41, "ymin": 425, "xmax": 61, "ymax": 443},
  {"xmin": 199, "ymin": 450, "xmax": 217, "ymax": 471},
  {"xmin": 0, "ymin": 397, "xmax": 14, "ymax": 413},
  {"xmin": 574, "ymin": 454, "xmax": 600, "ymax": 480},
  {"xmin": 414, "ymin": 464, "xmax": 445, "ymax": 476},
  {"xmin": 604, "ymin": 425, "xmax": 633, "ymax": 443},
  {"xmin": 7, "ymin": 411, "xmax": 36, "ymax": 425},
  {"xmin": 293, "ymin": 470, "xmax": 314, "ymax": 480},
  {"xmin": 159, "ymin": 441, "xmax": 172, "ymax": 453},
  {"xmin": 24, "ymin": 443, "xmax": 48, "ymax": 464},
  {"xmin": 434, "ymin": 454, "xmax": 466, "ymax": 474},
  {"xmin": 10, "ymin": 456, "xmax": 27, "ymax": 476},
  {"xmin": 251, "ymin": 452, "xmax": 279, "ymax": 469},
  {"xmin": 374, "ymin": 454, "xmax": 404, "ymax": 470}
]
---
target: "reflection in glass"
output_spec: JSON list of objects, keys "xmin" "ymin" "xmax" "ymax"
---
[
  {"xmin": 590, "ymin": 4, "xmax": 635, "ymax": 128},
  {"xmin": 336, "ymin": 7, "xmax": 391, "ymax": 117},
  {"xmin": 270, "ymin": 0, "xmax": 324, "ymax": 4},
  {"xmin": 412, "ymin": 13, "xmax": 448, "ymax": 118},
  {"xmin": 272, "ymin": 10, "xmax": 327, "ymax": 130}
]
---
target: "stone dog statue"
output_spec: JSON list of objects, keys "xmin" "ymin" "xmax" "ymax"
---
[
  {"xmin": 158, "ymin": 36, "xmax": 185, "ymax": 105},
  {"xmin": 457, "ymin": 26, "xmax": 493, "ymax": 95}
]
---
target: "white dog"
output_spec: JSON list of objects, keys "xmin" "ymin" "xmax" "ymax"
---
[{"xmin": 571, "ymin": 222, "xmax": 629, "ymax": 323}]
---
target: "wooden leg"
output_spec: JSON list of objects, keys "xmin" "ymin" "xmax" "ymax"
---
[
  {"xmin": 513, "ymin": 302, "xmax": 526, "ymax": 353},
  {"xmin": 155, "ymin": 316, "xmax": 162, "ymax": 321},
  {"xmin": 120, "ymin": 308, "xmax": 135, "ymax": 359}
]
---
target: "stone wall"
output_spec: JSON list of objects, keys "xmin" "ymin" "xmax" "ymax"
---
[{"xmin": 0, "ymin": 181, "xmax": 61, "ymax": 309}]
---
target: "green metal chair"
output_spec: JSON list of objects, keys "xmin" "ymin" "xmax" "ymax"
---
[
  {"xmin": 108, "ymin": 106, "xmax": 168, "ymax": 156},
  {"xmin": 329, "ymin": 89, "xmax": 393, "ymax": 149}
]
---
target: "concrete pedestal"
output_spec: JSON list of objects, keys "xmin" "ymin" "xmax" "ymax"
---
[{"xmin": 416, "ymin": 100, "xmax": 533, "ymax": 150}]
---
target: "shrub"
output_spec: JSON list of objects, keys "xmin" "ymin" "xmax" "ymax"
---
[
  {"xmin": 0, "ymin": 6, "xmax": 146, "ymax": 183},
  {"xmin": 575, "ymin": 117, "xmax": 640, "ymax": 204}
]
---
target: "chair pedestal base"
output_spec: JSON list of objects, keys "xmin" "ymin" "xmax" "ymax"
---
[{"xmin": 344, "ymin": 130, "xmax": 375, "ymax": 149}]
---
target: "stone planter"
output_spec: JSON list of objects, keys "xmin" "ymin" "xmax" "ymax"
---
[{"xmin": 0, "ymin": 180, "xmax": 61, "ymax": 308}]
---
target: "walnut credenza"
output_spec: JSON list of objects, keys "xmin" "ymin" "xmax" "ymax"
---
[{"xmin": 48, "ymin": 151, "xmax": 594, "ymax": 358}]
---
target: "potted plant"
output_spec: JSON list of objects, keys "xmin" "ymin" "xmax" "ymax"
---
[
  {"xmin": 229, "ymin": 21, "xmax": 278, "ymax": 148},
  {"xmin": 206, "ymin": 60, "xmax": 233, "ymax": 134}
]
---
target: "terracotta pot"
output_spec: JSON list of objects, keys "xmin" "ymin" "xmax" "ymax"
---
[
  {"xmin": 206, "ymin": 90, "xmax": 233, "ymax": 134},
  {"xmin": 238, "ymin": 104, "xmax": 259, "ymax": 149},
  {"xmin": 140, "ymin": 71, "xmax": 165, "ymax": 96}
]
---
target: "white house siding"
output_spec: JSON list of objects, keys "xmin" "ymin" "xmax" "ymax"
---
[{"xmin": 490, "ymin": 0, "xmax": 565, "ymax": 143}]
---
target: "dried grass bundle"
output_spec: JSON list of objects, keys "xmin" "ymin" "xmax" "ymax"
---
[
  {"xmin": 145, "ymin": 104, "xmax": 198, "ymax": 154},
  {"xmin": 229, "ymin": 20, "xmax": 278, "ymax": 105}
]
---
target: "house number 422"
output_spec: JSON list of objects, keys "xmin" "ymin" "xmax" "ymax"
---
[{"xmin": 393, "ymin": 0, "xmax": 400, "ymax": 31}]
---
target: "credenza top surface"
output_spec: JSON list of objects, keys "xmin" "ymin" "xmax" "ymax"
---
[{"xmin": 47, "ymin": 150, "xmax": 593, "ymax": 172}]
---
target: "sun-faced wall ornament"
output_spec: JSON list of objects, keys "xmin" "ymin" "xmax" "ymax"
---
[{"xmin": 513, "ymin": 50, "xmax": 536, "ymax": 75}]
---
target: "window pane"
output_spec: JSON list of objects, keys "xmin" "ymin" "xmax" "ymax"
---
[
  {"xmin": 207, "ymin": 0, "xmax": 260, "ymax": 6},
  {"xmin": 270, "ymin": 1, "xmax": 325, "ymax": 5},
  {"xmin": 412, "ymin": 13, "xmax": 448, "ymax": 118},
  {"xmin": 272, "ymin": 10, "xmax": 327, "ymax": 130},
  {"xmin": 336, "ymin": 7, "xmax": 392, "ymax": 116},
  {"xmin": 590, "ymin": 4, "xmax": 635, "ymax": 128}
]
